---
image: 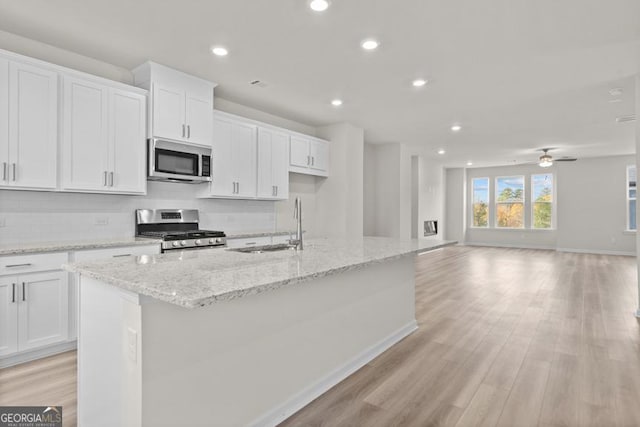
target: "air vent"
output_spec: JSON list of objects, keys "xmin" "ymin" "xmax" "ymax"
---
[
  {"xmin": 616, "ymin": 115, "xmax": 636, "ymax": 123},
  {"xmin": 250, "ymin": 80, "xmax": 268, "ymax": 88}
]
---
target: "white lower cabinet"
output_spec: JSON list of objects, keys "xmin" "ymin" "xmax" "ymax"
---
[
  {"xmin": 0, "ymin": 270, "xmax": 68, "ymax": 357},
  {"xmin": 225, "ymin": 236, "xmax": 272, "ymax": 249}
]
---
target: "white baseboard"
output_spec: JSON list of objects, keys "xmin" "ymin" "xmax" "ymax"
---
[
  {"xmin": 464, "ymin": 242, "xmax": 556, "ymax": 251},
  {"xmin": 0, "ymin": 341, "xmax": 77, "ymax": 368},
  {"xmin": 248, "ymin": 320, "xmax": 418, "ymax": 427},
  {"xmin": 556, "ymin": 248, "xmax": 636, "ymax": 256}
]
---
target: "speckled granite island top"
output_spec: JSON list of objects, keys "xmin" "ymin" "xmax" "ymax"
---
[
  {"xmin": 0, "ymin": 237, "xmax": 161, "ymax": 256},
  {"xmin": 63, "ymin": 237, "xmax": 456, "ymax": 309}
]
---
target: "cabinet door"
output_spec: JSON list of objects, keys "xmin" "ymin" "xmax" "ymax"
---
[
  {"xmin": 256, "ymin": 128, "xmax": 274, "ymax": 198},
  {"xmin": 185, "ymin": 93, "xmax": 213, "ymax": 146},
  {"xmin": 271, "ymin": 131, "xmax": 290, "ymax": 199},
  {"xmin": 17, "ymin": 271, "xmax": 69, "ymax": 352},
  {"xmin": 290, "ymin": 135, "xmax": 310, "ymax": 168},
  {"xmin": 0, "ymin": 277, "xmax": 18, "ymax": 356},
  {"xmin": 8, "ymin": 61, "xmax": 58, "ymax": 189},
  {"xmin": 0, "ymin": 58, "xmax": 8, "ymax": 186},
  {"xmin": 152, "ymin": 83, "xmax": 185, "ymax": 142},
  {"xmin": 62, "ymin": 77, "xmax": 109, "ymax": 191},
  {"xmin": 310, "ymin": 139, "xmax": 329, "ymax": 172},
  {"xmin": 210, "ymin": 116, "xmax": 235, "ymax": 197},
  {"xmin": 109, "ymin": 89, "xmax": 146, "ymax": 193},
  {"xmin": 233, "ymin": 122, "xmax": 257, "ymax": 198}
]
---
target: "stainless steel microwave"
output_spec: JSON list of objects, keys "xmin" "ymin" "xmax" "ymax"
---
[{"xmin": 148, "ymin": 138, "xmax": 212, "ymax": 183}]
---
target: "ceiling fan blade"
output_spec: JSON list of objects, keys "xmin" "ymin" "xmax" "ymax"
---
[{"xmin": 554, "ymin": 157, "xmax": 578, "ymax": 162}]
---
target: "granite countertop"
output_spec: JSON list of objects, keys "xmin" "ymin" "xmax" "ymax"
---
[
  {"xmin": 0, "ymin": 237, "xmax": 162, "ymax": 256},
  {"xmin": 63, "ymin": 237, "xmax": 456, "ymax": 309}
]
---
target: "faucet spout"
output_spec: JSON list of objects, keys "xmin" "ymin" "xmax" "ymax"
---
[{"xmin": 292, "ymin": 197, "xmax": 303, "ymax": 250}]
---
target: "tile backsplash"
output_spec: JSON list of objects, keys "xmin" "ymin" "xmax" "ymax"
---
[{"xmin": 0, "ymin": 181, "xmax": 276, "ymax": 244}]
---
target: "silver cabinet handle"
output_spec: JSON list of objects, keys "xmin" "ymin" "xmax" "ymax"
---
[
  {"xmin": 11, "ymin": 283, "xmax": 15, "ymax": 303},
  {"xmin": 112, "ymin": 253, "xmax": 131, "ymax": 258},
  {"xmin": 232, "ymin": 182, "xmax": 236, "ymax": 194},
  {"xmin": 311, "ymin": 156, "xmax": 315, "ymax": 166},
  {"xmin": 187, "ymin": 125, "xmax": 191, "ymax": 139},
  {"xmin": 182, "ymin": 124, "xmax": 186, "ymax": 138},
  {"xmin": 22, "ymin": 282, "xmax": 25, "ymax": 302},
  {"xmin": 5, "ymin": 263, "xmax": 32, "ymax": 268},
  {"xmin": 2, "ymin": 162, "xmax": 6, "ymax": 181},
  {"xmin": 275, "ymin": 186, "xmax": 278, "ymax": 196},
  {"xmin": 12, "ymin": 163, "xmax": 16, "ymax": 181},
  {"xmin": 307, "ymin": 155, "xmax": 310, "ymax": 166},
  {"xmin": 109, "ymin": 171, "xmax": 114, "ymax": 187},
  {"xmin": 236, "ymin": 182, "xmax": 240, "ymax": 194},
  {"xmin": 103, "ymin": 171, "xmax": 108, "ymax": 186}
]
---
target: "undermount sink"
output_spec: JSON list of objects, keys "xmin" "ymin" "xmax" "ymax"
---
[{"xmin": 228, "ymin": 243, "xmax": 297, "ymax": 254}]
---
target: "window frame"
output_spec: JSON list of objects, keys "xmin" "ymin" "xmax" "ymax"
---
[
  {"xmin": 471, "ymin": 177, "xmax": 490, "ymax": 228},
  {"xmin": 627, "ymin": 165, "xmax": 636, "ymax": 232},
  {"xmin": 531, "ymin": 173, "xmax": 554, "ymax": 230},
  {"xmin": 494, "ymin": 175, "xmax": 525, "ymax": 229}
]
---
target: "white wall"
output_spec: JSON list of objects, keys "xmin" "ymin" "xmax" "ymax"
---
[
  {"xmin": 314, "ymin": 123, "xmax": 364, "ymax": 238},
  {"xmin": 446, "ymin": 155, "xmax": 636, "ymax": 255},
  {"xmin": 444, "ymin": 168, "xmax": 466, "ymax": 242}
]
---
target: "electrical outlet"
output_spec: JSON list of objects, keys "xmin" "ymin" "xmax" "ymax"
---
[
  {"xmin": 95, "ymin": 217, "xmax": 109, "ymax": 226},
  {"xmin": 127, "ymin": 328, "xmax": 137, "ymax": 363}
]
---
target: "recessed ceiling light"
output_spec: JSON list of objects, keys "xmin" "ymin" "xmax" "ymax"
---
[
  {"xmin": 451, "ymin": 124, "xmax": 462, "ymax": 132},
  {"xmin": 211, "ymin": 46, "xmax": 228, "ymax": 56},
  {"xmin": 466, "ymin": 161, "xmax": 473, "ymax": 166},
  {"xmin": 361, "ymin": 39, "xmax": 379, "ymax": 50},
  {"xmin": 412, "ymin": 79, "xmax": 428, "ymax": 87},
  {"xmin": 309, "ymin": 0, "xmax": 329, "ymax": 11},
  {"xmin": 331, "ymin": 99, "xmax": 343, "ymax": 106},
  {"xmin": 437, "ymin": 149, "xmax": 446, "ymax": 155}
]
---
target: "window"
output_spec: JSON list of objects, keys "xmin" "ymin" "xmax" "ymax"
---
[
  {"xmin": 472, "ymin": 178, "xmax": 489, "ymax": 227},
  {"xmin": 628, "ymin": 165, "xmax": 636, "ymax": 231},
  {"xmin": 532, "ymin": 174, "xmax": 553, "ymax": 229},
  {"xmin": 495, "ymin": 176, "xmax": 524, "ymax": 228}
]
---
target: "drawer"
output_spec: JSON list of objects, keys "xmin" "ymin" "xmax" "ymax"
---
[
  {"xmin": 0, "ymin": 252, "xmax": 69, "ymax": 276},
  {"xmin": 73, "ymin": 244, "xmax": 160, "ymax": 262},
  {"xmin": 271, "ymin": 234, "xmax": 292, "ymax": 245}
]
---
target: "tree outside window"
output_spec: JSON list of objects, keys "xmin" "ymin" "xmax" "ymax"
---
[
  {"xmin": 472, "ymin": 178, "xmax": 489, "ymax": 227},
  {"xmin": 496, "ymin": 176, "xmax": 524, "ymax": 228},
  {"xmin": 532, "ymin": 174, "xmax": 553, "ymax": 229}
]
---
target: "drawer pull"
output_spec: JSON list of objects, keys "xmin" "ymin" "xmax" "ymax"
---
[
  {"xmin": 12, "ymin": 283, "xmax": 15, "ymax": 303},
  {"xmin": 22, "ymin": 282, "xmax": 25, "ymax": 301},
  {"xmin": 112, "ymin": 254, "xmax": 132, "ymax": 258},
  {"xmin": 245, "ymin": 242, "xmax": 257, "ymax": 246},
  {"xmin": 5, "ymin": 263, "xmax": 33, "ymax": 268}
]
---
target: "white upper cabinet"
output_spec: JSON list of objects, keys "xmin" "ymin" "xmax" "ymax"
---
[
  {"xmin": 0, "ymin": 60, "xmax": 58, "ymax": 190},
  {"xmin": 289, "ymin": 135, "xmax": 329, "ymax": 177},
  {"xmin": 257, "ymin": 127, "xmax": 289, "ymax": 200},
  {"xmin": 133, "ymin": 62, "xmax": 216, "ymax": 147},
  {"xmin": 62, "ymin": 75, "xmax": 146, "ymax": 194},
  {"xmin": 209, "ymin": 112, "xmax": 257, "ymax": 198}
]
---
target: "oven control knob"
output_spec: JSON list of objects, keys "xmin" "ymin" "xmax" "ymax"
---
[
  {"xmin": 180, "ymin": 240, "xmax": 187, "ymax": 246},
  {"xmin": 209, "ymin": 238, "xmax": 215, "ymax": 244},
  {"xmin": 172, "ymin": 241, "xmax": 179, "ymax": 247},
  {"xmin": 195, "ymin": 239, "xmax": 202, "ymax": 245},
  {"xmin": 216, "ymin": 238, "xmax": 222, "ymax": 243}
]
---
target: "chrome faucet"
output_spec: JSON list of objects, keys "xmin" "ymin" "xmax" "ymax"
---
[{"xmin": 291, "ymin": 197, "xmax": 303, "ymax": 250}]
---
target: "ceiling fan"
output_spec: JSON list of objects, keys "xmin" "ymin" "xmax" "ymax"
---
[{"xmin": 537, "ymin": 148, "xmax": 577, "ymax": 168}]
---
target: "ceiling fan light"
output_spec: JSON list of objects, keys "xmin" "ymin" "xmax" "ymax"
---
[{"xmin": 539, "ymin": 154, "xmax": 553, "ymax": 168}]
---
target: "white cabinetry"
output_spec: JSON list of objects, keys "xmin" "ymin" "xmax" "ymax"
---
[
  {"xmin": 133, "ymin": 62, "xmax": 216, "ymax": 147},
  {"xmin": 257, "ymin": 127, "xmax": 289, "ymax": 200},
  {"xmin": 62, "ymin": 76, "xmax": 146, "ymax": 194},
  {"xmin": 0, "ymin": 253, "xmax": 69, "ymax": 359},
  {"xmin": 289, "ymin": 135, "xmax": 329, "ymax": 177},
  {"xmin": 209, "ymin": 112, "xmax": 257, "ymax": 198},
  {"xmin": 0, "ymin": 59, "xmax": 58, "ymax": 190}
]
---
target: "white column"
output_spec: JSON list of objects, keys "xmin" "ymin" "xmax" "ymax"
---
[{"xmin": 636, "ymin": 72, "xmax": 640, "ymax": 317}]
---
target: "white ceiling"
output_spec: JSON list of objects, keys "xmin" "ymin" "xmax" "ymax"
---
[{"xmin": 0, "ymin": 0, "xmax": 638, "ymax": 167}]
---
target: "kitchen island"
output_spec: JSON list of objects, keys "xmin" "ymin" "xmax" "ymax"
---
[{"xmin": 64, "ymin": 237, "xmax": 454, "ymax": 427}]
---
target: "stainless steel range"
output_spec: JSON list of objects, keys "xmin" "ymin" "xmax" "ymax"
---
[{"xmin": 135, "ymin": 209, "xmax": 226, "ymax": 252}]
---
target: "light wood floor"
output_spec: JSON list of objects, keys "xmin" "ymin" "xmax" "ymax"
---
[
  {"xmin": 2, "ymin": 246, "xmax": 639, "ymax": 427},
  {"xmin": 281, "ymin": 246, "xmax": 640, "ymax": 427}
]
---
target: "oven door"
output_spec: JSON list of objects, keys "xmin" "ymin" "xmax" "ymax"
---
[{"xmin": 148, "ymin": 138, "xmax": 212, "ymax": 183}]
